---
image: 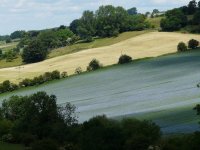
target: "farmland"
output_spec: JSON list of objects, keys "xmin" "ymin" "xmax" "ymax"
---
[
  {"xmin": 1, "ymin": 50, "xmax": 200, "ymax": 134},
  {"xmin": 0, "ymin": 31, "xmax": 200, "ymax": 83}
]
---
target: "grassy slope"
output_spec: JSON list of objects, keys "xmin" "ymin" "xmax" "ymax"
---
[
  {"xmin": 147, "ymin": 17, "xmax": 163, "ymax": 29},
  {"xmin": 0, "ymin": 31, "xmax": 150, "ymax": 69},
  {"xmin": 48, "ymin": 30, "xmax": 151, "ymax": 58},
  {"xmin": 1, "ymin": 50, "xmax": 200, "ymax": 134},
  {"xmin": 0, "ymin": 142, "xmax": 24, "ymax": 150}
]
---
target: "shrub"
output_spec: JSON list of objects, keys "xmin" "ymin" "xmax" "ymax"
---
[
  {"xmin": 87, "ymin": 59, "xmax": 102, "ymax": 71},
  {"xmin": 188, "ymin": 39, "xmax": 199, "ymax": 49},
  {"xmin": 51, "ymin": 70, "xmax": 61, "ymax": 79},
  {"xmin": 31, "ymin": 139, "xmax": 59, "ymax": 150},
  {"xmin": 118, "ymin": 54, "xmax": 132, "ymax": 64},
  {"xmin": 61, "ymin": 71, "xmax": 68, "ymax": 78},
  {"xmin": 75, "ymin": 67, "xmax": 83, "ymax": 74},
  {"xmin": 177, "ymin": 42, "xmax": 187, "ymax": 52}
]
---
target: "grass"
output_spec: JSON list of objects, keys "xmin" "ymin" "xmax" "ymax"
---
[
  {"xmin": 0, "ymin": 57, "xmax": 23, "ymax": 68},
  {"xmin": 1, "ymin": 50, "xmax": 200, "ymax": 134},
  {"xmin": 0, "ymin": 142, "xmax": 24, "ymax": 150},
  {"xmin": 147, "ymin": 17, "xmax": 163, "ymax": 29},
  {"xmin": 0, "ymin": 42, "xmax": 18, "ymax": 52},
  {"xmin": 48, "ymin": 30, "xmax": 151, "ymax": 58}
]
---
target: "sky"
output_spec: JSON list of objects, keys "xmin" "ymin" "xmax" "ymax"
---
[{"xmin": 0, "ymin": 0, "xmax": 192, "ymax": 35}]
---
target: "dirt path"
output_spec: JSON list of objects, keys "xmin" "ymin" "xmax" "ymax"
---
[{"xmin": 0, "ymin": 32, "xmax": 200, "ymax": 83}]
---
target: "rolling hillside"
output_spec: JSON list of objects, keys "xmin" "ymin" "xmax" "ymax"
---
[
  {"xmin": 1, "ymin": 50, "xmax": 200, "ymax": 134},
  {"xmin": 0, "ymin": 31, "xmax": 200, "ymax": 83}
]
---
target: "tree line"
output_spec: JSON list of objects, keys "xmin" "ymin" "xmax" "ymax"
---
[
  {"xmin": 69, "ymin": 5, "xmax": 150, "ymax": 42},
  {"xmin": 160, "ymin": 0, "xmax": 200, "ymax": 32},
  {"xmin": 0, "ymin": 91, "xmax": 200, "ymax": 150}
]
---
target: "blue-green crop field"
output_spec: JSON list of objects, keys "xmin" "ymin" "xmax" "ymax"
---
[{"xmin": 1, "ymin": 50, "xmax": 200, "ymax": 134}]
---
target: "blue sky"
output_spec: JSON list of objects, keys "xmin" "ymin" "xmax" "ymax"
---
[{"xmin": 0, "ymin": 0, "xmax": 191, "ymax": 35}]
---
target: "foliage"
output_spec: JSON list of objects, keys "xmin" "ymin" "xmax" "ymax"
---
[
  {"xmin": 188, "ymin": 0, "xmax": 197, "ymax": 15},
  {"xmin": 193, "ymin": 10, "xmax": 200, "ymax": 25},
  {"xmin": 70, "ymin": 5, "xmax": 149, "ymax": 40},
  {"xmin": 0, "ymin": 80, "xmax": 18, "ymax": 94},
  {"xmin": 78, "ymin": 116, "xmax": 161, "ymax": 150},
  {"xmin": 76, "ymin": 11, "xmax": 96, "ymax": 42},
  {"xmin": 22, "ymin": 39, "xmax": 48, "ymax": 63},
  {"xmin": 118, "ymin": 54, "xmax": 132, "ymax": 64},
  {"xmin": 127, "ymin": 7, "xmax": 137, "ymax": 15},
  {"xmin": 75, "ymin": 67, "xmax": 83, "ymax": 74},
  {"xmin": 87, "ymin": 59, "xmax": 102, "ymax": 71},
  {"xmin": 188, "ymin": 39, "xmax": 199, "ymax": 49},
  {"xmin": 160, "ymin": 8, "xmax": 188, "ymax": 31},
  {"xmin": 6, "ymin": 38, "xmax": 12, "ymax": 43},
  {"xmin": 10, "ymin": 31, "xmax": 26, "ymax": 39},
  {"xmin": 177, "ymin": 42, "xmax": 188, "ymax": 52},
  {"xmin": 0, "ymin": 92, "xmax": 77, "ymax": 145}
]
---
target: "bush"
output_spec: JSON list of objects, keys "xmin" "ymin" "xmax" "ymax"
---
[
  {"xmin": 61, "ymin": 71, "xmax": 68, "ymax": 78},
  {"xmin": 75, "ymin": 67, "xmax": 83, "ymax": 74},
  {"xmin": 31, "ymin": 139, "xmax": 59, "ymax": 150},
  {"xmin": 51, "ymin": 70, "xmax": 61, "ymax": 79},
  {"xmin": 87, "ymin": 59, "xmax": 102, "ymax": 71},
  {"xmin": 118, "ymin": 54, "xmax": 132, "ymax": 64},
  {"xmin": 177, "ymin": 42, "xmax": 187, "ymax": 52},
  {"xmin": 188, "ymin": 39, "xmax": 199, "ymax": 49}
]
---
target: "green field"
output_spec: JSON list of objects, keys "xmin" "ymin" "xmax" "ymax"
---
[
  {"xmin": 0, "ymin": 142, "xmax": 24, "ymax": 150},
  {"xmin": 147, "ymin": 17, "xmax": 163, "ymax": 29},
  {"xmin": 1, "ymin": 50, "xmax": 200, "ymax": 134}
]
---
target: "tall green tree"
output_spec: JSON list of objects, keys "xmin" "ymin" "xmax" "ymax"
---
[
  {"xmin": 188, "ymin": 0, "xmax": 197, "ymax": 14},
  {"xmin": 22, "ymin": 39, "xmax": 48, "ymax": 63},
  {"xmin": 160, "ymin": 8, "xmax": 187, "ymax": 31},
  {"xmin": 77, "ymin": 11, "xmax": 96, "ymax": 42},
  {"xmin": 127, "ymin": 7, "xmax": 137, "ymax": 15}
]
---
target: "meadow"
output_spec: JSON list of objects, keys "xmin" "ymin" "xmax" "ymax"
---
[{"xmin": 1, "ymin": 50, "xmax": 200, "ymax": 134}]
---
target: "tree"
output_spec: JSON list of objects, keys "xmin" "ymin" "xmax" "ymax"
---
[
  {"xmin": 37, "ymin": 31, "xmax": 61, "ymax": 49},
  {"xmin": 69, "ymin": 19, "xmax": 82, "ymax": 35},
  {"xmin": 6, "ymin": 38, "xmax": 11, "ymax": 43},
  {"xmin": 0, "ymin": 92, "xmax": 77, "ymax": 143},
  {"xmin": 193, "ymin": 10, "xmax": 200, "ymax": 25},
  {"xmin": 160, "ymin": 9, "xmax": 187, "ymax": 31},
  {"xmin": 188, "ymin": 39, "xmax": 199, "ymax": 49},
  {"xmin": 188, "ymin": 0, "xmax": 197, "ymax": 14},
  {"xmin": 10, "ymin": 31, "xmax": 26, "ymax": 39},
  {"xmin": 22, "ymin": 39, "xmax": 48, "ymax": 63},
  {"xmin": 177, "ymin": 42, "xmax": 187, "ymax": 52},
  {"xmin": 127, "ymin": 7, "xmax": 137, "ymax": 15},
  {"xmin": 0, "ymin": 49, "xmax": 2, "ymax": 58},
  {"xmin": 198, "ymin": 1, "xmax": 200, "ymax": 8},
  {"xmin": 77, "ymin": 11, "xmax": 96, "ymax": 42}
]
